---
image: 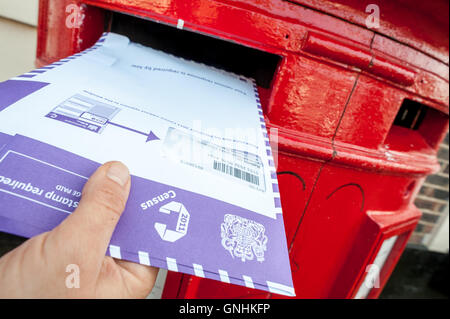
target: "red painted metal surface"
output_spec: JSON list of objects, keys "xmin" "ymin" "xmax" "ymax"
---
[
  {"xmin": 302, "ymin": 32, "xmax": 416, "ymax": 86},
  {"xmin": 289, "ymin": 0, "xmax": 449, "ymax": 64},
  {"xmin": 36, "ymin": 0, "xmax": 449, "ymax": 299}
]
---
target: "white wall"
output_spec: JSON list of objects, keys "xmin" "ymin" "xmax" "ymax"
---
[
  {"xmin": 425, "ymin": 204, "xmax": 449, "ymax": 253},
  {"xmin": 0, "ymin": 0, "xmax": 39, "ymax": 26}
]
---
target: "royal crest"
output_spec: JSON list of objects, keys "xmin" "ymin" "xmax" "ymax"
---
[{"xmin": 220, "ymin": 214, "xmax": 268, "ymax": 262}]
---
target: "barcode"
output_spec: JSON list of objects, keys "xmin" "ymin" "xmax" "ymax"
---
[{"xmin": 213, "ymin": 161, "xmax": 260, "ymax": 186}]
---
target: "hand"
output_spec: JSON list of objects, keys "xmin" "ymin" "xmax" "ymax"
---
[{"xmin": 0, "ymin": 161, "xmax": 158, "ymax": 298}]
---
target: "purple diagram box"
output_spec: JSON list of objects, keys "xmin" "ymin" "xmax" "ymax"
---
[{"xmin": 45, "ymin": 94, "xmax": 120, "ymax": 133}]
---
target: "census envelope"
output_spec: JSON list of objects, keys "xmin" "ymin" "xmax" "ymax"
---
[{"xmin": 0, "ymin": 33, "xmax": 294, "ymax": 296}]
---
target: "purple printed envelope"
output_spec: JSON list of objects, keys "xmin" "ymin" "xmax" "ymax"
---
[{"xmin": 0, "ymin": 33, "xmax": 294, "ymax": 296}]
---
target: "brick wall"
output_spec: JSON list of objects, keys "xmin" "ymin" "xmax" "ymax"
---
[{"xmin": 409, "ymin": 132, "xmax": 449, "ymax": 245}]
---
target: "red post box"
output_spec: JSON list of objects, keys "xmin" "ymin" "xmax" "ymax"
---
[{"xmin": 36, "ymin": 0, "xmax": 449, "ymax": 298}]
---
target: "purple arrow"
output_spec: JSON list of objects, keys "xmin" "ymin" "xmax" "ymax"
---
[
  {"xmin": 108, "ymin": 121, "xmax": 159, "ymax": 142},
  {"xmin": 146, "ymin": 131, "xmax": 160, "ymax": 142}
]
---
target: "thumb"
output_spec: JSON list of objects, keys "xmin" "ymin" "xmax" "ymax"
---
[{"xmin": 51, "ymin": 161, "xmax": 131, "ymax": 264}]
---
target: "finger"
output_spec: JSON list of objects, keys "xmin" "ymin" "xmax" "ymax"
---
[
  {"xmin": 116, "ymin": 260, "xmax": 159, "ymax": 282},
  {"xmin": 51, "ymin": 161, "xmax": 131, "ymax": 265},
  {"xmin": 115, "ymin": 260, "xmax": 159, "ymax": 297}
]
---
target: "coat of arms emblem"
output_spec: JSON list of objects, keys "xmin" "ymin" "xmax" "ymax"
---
[{"xmin": 220, "ymin": 214, "xmax": 268, "ymax": 262}]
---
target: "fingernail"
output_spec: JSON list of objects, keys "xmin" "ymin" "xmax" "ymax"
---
[{"xmin": 106, "ymin": 162, "xmax": 129, "ymax": 187}]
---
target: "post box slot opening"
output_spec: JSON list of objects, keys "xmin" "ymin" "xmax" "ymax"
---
[
  {"xmin": 385, "ymin": 99, "xmax": 448, "ymax": 152},
  {"xmin": 393, "ymin": 99, "xmax": 427, "ymax": 130},
  {"xmin": 104, "ymin": 11, "xmax": 281, "ymax": 90}
]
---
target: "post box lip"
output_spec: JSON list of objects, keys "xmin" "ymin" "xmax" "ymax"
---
[{"xmin": 268, "ymin": 121, "xmax": 440, "ymax": 176}]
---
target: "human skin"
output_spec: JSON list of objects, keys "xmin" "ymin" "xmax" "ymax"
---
[{"xmin": 0, "ymin": 161, "xmax": 158, "ymax": 298}]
